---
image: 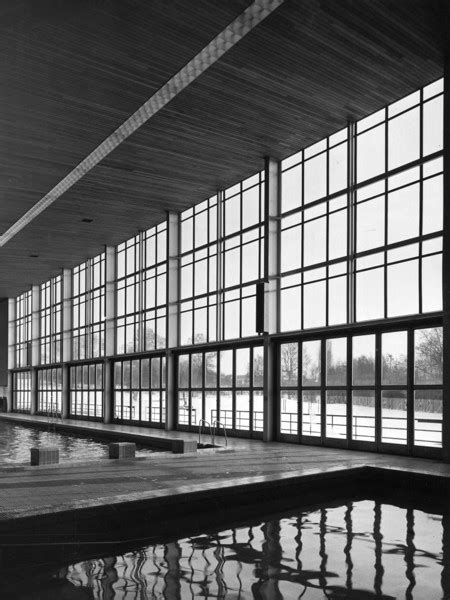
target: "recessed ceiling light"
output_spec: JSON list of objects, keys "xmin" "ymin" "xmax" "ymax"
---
[{"xmin": 81, "ymin": 218, "xmax": 93, "ymax": 223}]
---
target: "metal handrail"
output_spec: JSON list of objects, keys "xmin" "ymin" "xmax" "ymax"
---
[
  {"xmin": 198, "ymin": 419, "xmax": 213, "ymax": 445},
  {"xmin": 212, "ymin": 420, "xmax": 228, "ymax": 447}
]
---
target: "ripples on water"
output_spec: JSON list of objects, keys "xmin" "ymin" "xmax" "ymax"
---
[
  {"xmin": 0, "ymin": 421, "xmax": 156, "ymax": 463},
  {"xmin": 4, "ymin": 500, "xmax": 449, "ymax": 599}
]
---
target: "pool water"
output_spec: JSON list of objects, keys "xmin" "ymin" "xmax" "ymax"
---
[
  {"xmin": 0, "ymin": 420, "xmax": 158, "ymax": 464},
  {"xmin": 2, "ymin": 499, "xmax": 448, "ymax": 599}
]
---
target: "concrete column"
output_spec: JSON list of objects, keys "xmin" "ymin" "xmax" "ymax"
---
[
  {"xmin": 442, "ymin": 29, "xmax": 450, "ymax": 461},
  {"xmin": 31, "ymin": 285, "xmax": 40, "ymax": 366},
  {"xmin": 8, "ymin": 298, "xmax": 16, "ymax": 372},
  {"xmin": 165, "ymin": 212, "xmax": 179, "ymax": 431},
  {"xmin": 6, "ymin": 299, "xmax": 15, "ymax": 412},
  {"xmin": 105, "ymin": 245, "xmax": 116, "ymax": 357},
  {"xmin": 30, "ymin": 367, "xmax": 38, "ymax": 415},
  {"xmin": 104, "ymin": 357, "xmax": 114, "ymax": 424},
  {"xmin": 62, "ymin": 268, "xmax": 72, "ymax": 362},
  {"xmin": 61, "ymin": 363, "xmax": 70, "ymax": 419},
  {"xmin": 262, "ymin": 157, "xmax": 280, "ymax": 442}
]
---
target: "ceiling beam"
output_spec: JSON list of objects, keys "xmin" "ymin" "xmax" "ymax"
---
[{"xmin": 0, "ymin": 0, "xmax": 284, "ymax": 248}]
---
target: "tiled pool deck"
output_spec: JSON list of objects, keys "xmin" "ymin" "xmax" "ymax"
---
[{"xmin": 0, "ymin": 412, "xmax": 449, "ymax": 528}]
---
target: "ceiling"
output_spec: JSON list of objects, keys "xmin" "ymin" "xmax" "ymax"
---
[{"xmin": 0, "ymin": 0, "xmax": 444, "ymax": 298}]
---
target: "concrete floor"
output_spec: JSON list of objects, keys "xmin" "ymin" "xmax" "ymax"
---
[{"xmin": 0, "ymin": 412, "xmax": 449, "ymax": 526}]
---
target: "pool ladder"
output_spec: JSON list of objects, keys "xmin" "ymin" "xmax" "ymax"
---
[
  {"xmin": 198, "ymin": 419, "xmax": 228, "ymax": 447},
  {"xmin": 198, "ymin": 419, "xmax": 213, "ymax": 446},
  {"xmin": 212, "ymin": 420, "xmax": 228, "ymax": 447}
]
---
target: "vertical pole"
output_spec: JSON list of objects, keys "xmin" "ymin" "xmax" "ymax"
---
[
  {"xmin": 104, "ymin": 246, "xmax": 116, "ymax": 424},
  {"xmin": 104, "ymin": 246, "xmax": 116, "ymax": 357},
  {"xmin": 104, "ymin": 357, "xmax": 113, "ymax": 424},
  {"xmin": 61, "ymin": 363, "xmax": 70, "ymax": 419},
  {"xmin": 31, "ymin": 285, "xmax": 40, "ymax": 367},
  {"xmin": 30, "ymin": 285, "xmax": 40, "ymax": 414},
  {"xmin": 62, "ymin": 268, "xmax": 72, "ymax": 419},
  {"xmin": 30, "ymin": 367, "xmax": 38, "ymax": 415},
  {"xmin": 443, "ymin": 19, "xmax": 450, "ymax": 461},
  {"xmin": 166, "ymin": 211, "xmax": 179, "ymax": 431},
  {"xmin": 7, "ymin": 298, "xmax": 16, "ymax": 412},
  {"xmin": 263, "ymin": 156, "xmax": 280, "ymax": 442}
]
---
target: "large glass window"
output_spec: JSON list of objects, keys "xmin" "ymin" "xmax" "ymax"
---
[
  {"xmin": 279, "ymin": 325, "xmax": 443, "ymax": 453},
  {"xmin": 179, "ymin": 172, "xmax": 264, "ymax": 346},
  {"xmin": 177, "ymin": 345, "xmax": 263, "ymax": 436},
  {"xmin": 70, "ymin": 363, "xmax": 103, "ymax": 419},
  {"xmin": 37, "ymin": 367, "xmax": 62, "ymax": 414},
  {"xmin": 72, "ymin": 253, "xmax": 105, "ymax": 360},
  {"xmin": 39, "ymin": 276, "xmax": 62, "ymax": 365},
  {"xmin": 114, "ymin": 356, "xmax": 166, "ymax": 425},
  {"xmin": 14, "ymin": 291, "xmax": 32, "ymax": 368},
  {"xmin": 116, "ymin": 223, "xmax": 167, "ymax": 354},
  {"xmin": 12, "ymin": 371, "xmax": 31, "ymax": 412},
  {"xmin": 280, "ymin": 78, "xmax": 443, "ymax": 332}
]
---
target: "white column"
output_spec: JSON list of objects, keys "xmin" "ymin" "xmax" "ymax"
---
[
  {"xmin": 165, "ymin": 211, "xmax": 179, "ymax": 431},
  {"xmin": 263, "ymin": 157, "xmax": 280, "ymax": 442}
]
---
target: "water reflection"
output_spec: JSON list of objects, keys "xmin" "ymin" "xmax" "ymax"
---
[
  {"xmin": 0, "ymin": 421, "xmax": 156, "ymax": 463},
  {"xmin": 1, "ymin": 499, "xmax": 447, "ymax": 599}
]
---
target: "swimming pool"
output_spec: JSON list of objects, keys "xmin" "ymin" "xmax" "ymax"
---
[
  {"xmin": 0, "ymin": 420, "xmax": 159, "ymax": 464},
  {"xmin": 1, "ymin": 498, "xmax": 447, "ymax": 599}
]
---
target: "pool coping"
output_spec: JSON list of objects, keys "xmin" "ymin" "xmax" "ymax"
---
[{"xmin": 0, "ymin": 461, "xmax": 448, "ymax": 533}]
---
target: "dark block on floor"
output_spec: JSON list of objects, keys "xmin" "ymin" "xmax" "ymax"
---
[
  {"xmin": 172, "ymin": 439, "xmax": 197, "ymax": 454},
  {"xmin": 109, "ymin": 442, "xmax": 136, "ymax": 459},
  {"xmin": 30, "ymin": 447, "xmax": 59, "ymax": 466}
]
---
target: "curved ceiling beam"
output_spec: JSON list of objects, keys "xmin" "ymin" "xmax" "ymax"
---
[{"xmin": 0, "ymin": 0, "xmax": 284, "ymax": 248}]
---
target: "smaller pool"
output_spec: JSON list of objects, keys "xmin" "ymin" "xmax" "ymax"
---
[{"xmin": 0, "ymin": 420, "xmax": 159, "ymax": 464}]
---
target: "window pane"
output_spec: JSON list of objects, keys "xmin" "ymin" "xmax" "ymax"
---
[
  {"xmin": 414, "ymin": 327, "xmax": 442, "ymax": 384},
  {"xmin": 356, "ymin": 267, "xmax": 384, "ymax": 322},
  {"xmin": 328, "ymin": 276, "xmax": 347, "ymax": 326},
  {"xmin": 302, "ymin": 391, "xmax": 321, "ymax": 436},
  {"xmin": 329, "ymin": 142, "xmax": 347, "ymax": 194},
  {"xmin": 326, "ymin": 390, "xmax": 347, "ymax": 439},
  {"xmin": 191, "ymin": 354, "xmax": 203, "ymax": 388},
  {"xmin": 326, "ymin": 338, "xmax": 347, "ymax": 386},
  {"xmin": 423, "ymin": 96, "xmax": 443, "ymax": 156},
  {"xmin": 352, "ymin": 334, "xmax": 375, "ymax": 385},
  {"xmin": 236, "ymin": 348, "xmax": 250, "ymax": 387},
  {"xmin": 382, "ymin": 331, "xmax": 407, "ymax": 385},
  {"xmin": 357, "ymin": 124, "xmax": 385, "ymax": 182},
  {"xmin": 280, "ymin": 343, "xmax": 298, "ymax": 386},
  {"xmin": 414, "ymin": 390, "xmax": 442, "ymax": 448},
  {"xmin": 388, "ymin": 184, "xmax": 420, "ymax": 244},
  {"xmin": 356, "ymin": 196, "xmax": 385, "ymax": 252},
  {"xmin": 352, "ymin": 391, "xmax": 375, "ymax": 442},
  {"xmin": 304, "ymin": 153, "xmax": 326, "ymax": 203},
  {"xmin": 253, "ymin": 347, "xmax": 264, "ymax": 387},
  {"xmin": 302, "ymin": 340, "xmax": 321, "ymax": 385},
  {"xmin": 280, "ymin": 391, "xmax": 298, "ymax": 435},
  {"xmin": 303, "ymin": 217, "xmax": 326, "ymax": 266},
  {"xmin": 387, "ymin": 260, "xmax": 418, "ymax": 317},
  {"xmin": 422, "ymin": 175, "xmax": 443, "ymax": 235},
  {"xmin": 178, "ymin": 355, "xmax": 189, "ymax": 388},
  {"xmin": 281, "ymin": 164, "xmax": 302, "ymax": 212},
  {"xmin": 422, "ymin": 254, "xmax": 442, "ymax": 313},
  {"xmin": 280, "ymin": 285, "xmax": 301, "ymax": 332},
  {"xmin": 205, "ymin": 352, "xmax": 217, "ymax": 387},
  {"xmin": 281, "ymin": 225, "xmax": 301, "ymax": 273},
  {"xmin": 381, "ymin": 390, "xmax": 407, "ymax": 445},
  {"xmin": 388, "ymin": 107, "xmax": 420, "ymax": 170},
  {"xmin": 303, "ymin": 280, "xmax": 326, "ymax": 329},
  {"xmin": 220, "ymin": 350, "xmax": 233, "ymax": 387},
  {"xmin": 328, "ymin": 209, "xmax": 347, "ymax": 260}
]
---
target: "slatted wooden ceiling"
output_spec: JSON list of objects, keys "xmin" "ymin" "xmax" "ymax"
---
[{"xmin": 0, "ymin": 0, "xmax": 444, "ymax": 297}]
